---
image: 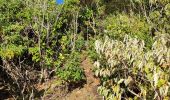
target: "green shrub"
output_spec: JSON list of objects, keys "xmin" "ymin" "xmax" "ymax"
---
[
  {"xmin": 56, "ymin": 52, "xmax": 85, "ymax": 82},
  {"xmin": 0, "ymin": 0, "xmax": 85, "ymax": 98},
  {"xmin": 0, "ymin": 44, "xmax": 26, "ymax": 59},
  {"xmin": 99, "ymin": 14, "xmax": 154, "ymax": 49}
]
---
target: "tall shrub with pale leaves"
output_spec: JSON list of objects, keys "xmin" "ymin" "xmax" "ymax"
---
[{"xmin": 94, "ymin": 34, "xmax": 170, "ymax": 99}]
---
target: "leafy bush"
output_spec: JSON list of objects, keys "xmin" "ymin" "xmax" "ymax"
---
[
  {"xmin": 0, "ymin": 0, "xmax": 85, "ymax": 98},
  {"xmin": 94, "ymin": 34, "xmax": 170, "ymax": 99},
  {"xmin": 56, "ymin": 52, "xmax": 85, "ymax": 82},
  {"xmin": 0, "ymin": 44, "xmax": 26, "ymax": 59},
  {"xmin": 102, "ymin": 14, "xmax": 152, "ymax": 45},
  {"xmin": 96, "ymin": 0, "xmax": 170, "ymax": 48}
]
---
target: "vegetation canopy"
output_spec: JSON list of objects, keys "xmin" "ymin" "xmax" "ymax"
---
[{"xmin": 0, "ymin": 0, "xmax": 169, "ymax": 99}]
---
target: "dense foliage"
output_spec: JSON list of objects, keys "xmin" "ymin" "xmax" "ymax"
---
[
  {"xmin": 0, "ymin": 0, "xmax": 85, "ymax": 98},
  {"xmin": 95, "ymin": 34, "xmax": 170, "ymax": 99},
  {"xmin": 0, "ymin": 0, "xmax": 169, "ymax": 99},
  {"xmin": 93, "ymin": 0, "xmax": 170, "ymax": 99}
]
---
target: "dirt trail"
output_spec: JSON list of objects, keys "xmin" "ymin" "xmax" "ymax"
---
[
  {"xmin": 43, "ymin": 56, "xmax": 102, "ymax": 100},
  {"xmin": 63, "ymin": 57, "xmax": 102, "ymax": 100}
]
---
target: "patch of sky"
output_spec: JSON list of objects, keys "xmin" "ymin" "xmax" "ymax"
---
[{"xmin": 56, "ymin": 0, "xmax": 64, "ymax": 4}]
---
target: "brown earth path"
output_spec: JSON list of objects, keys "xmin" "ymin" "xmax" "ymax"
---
[
  {"xmin": 43, "ymin": 55, "xmax": 103, "ymax": 100},
  {"xmin": 62, "ymin": 57, "xmax": 102, "ymax": 100}
]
